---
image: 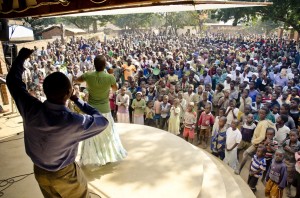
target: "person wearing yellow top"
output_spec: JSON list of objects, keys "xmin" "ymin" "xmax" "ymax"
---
[
  {"xmin": 235, "ymin": 107, "xmax": 276, "ymax": 175},
  {"xmin": 167, "ymin": 68, "xmax": 179, "ymax": 85},
  {"xmin": 132, "ymin": 92, "xmax": 146, "ymax": 125},
  {"xmin": 122, "ymin": 59, "xmax": 136, "ymax": 81},
  {"xmin": 145, "ymin": 100, "xmax": 155, "ymax": 127}
]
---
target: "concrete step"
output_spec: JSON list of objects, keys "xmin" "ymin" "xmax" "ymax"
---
[
  {"xmin": 197, "ymin": 149, "xmax": 227, "ymax": 198},
  {"xmin": 202, "ymin": 150, "xmax": 255, "ymax": 198}
]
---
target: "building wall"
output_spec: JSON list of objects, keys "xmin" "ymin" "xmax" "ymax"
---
[
  {"xmin": 15, "ymin": 39, "xmax": 55, "ymax": 51},
  {"xmin": 41, "ymin": 27, "xmax": 76, "ymax": 39}
]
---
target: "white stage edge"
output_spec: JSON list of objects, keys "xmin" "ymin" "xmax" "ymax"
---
[{"xmin": 0, "ymin": 123, "xmax": 255, "ymax": 198}]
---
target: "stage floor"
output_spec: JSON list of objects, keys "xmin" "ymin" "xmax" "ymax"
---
[{"xmin": 0, "ymin": 120, "xmax": 255, "ymax": 198}]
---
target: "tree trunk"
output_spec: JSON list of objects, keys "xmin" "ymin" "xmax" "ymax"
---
[
  {"xmin": 60, "ymin": 24, "xmax": 65, "ymax": 44},
  {"xmin": 93, "ymin": 20, "xmax": 97, "ymax": 33}
]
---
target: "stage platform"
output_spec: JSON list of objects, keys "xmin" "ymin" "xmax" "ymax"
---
[{"xmin": 0, "ymin": 121, "xmax": 255, "ymax": 198}]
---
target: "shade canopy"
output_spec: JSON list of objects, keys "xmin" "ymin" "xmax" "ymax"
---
[{"xmin": 0, "ymin": 0, "xmax": 272, "ymax": 19}]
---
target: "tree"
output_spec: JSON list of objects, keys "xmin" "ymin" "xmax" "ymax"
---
[
  {"xmin": 212, "ymin": 0, "xmax": 300, "ymax": 32},
  {"xmin": 164, "ymin": 11, "xmax": 200, "ymax": 35},
  {"xmin": 112, "ymin": 13, "xmax": 155, "ymax": 31},
  {"xmin": 62, "ymin": 16, "xmax": 113, "ymax": 33},
  {"xmin": 21, "ymin": 17, "xmax": 59, "ymax": 35},
  {"xmin": 245, "ymin": 19, "xmax": 282, "ymax": 35}
]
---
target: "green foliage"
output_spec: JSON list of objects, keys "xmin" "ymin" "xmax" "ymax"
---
[
  {"xmin": 212, "ymin": 0, "xmax": 300, "ymax": 32},
  {"xmin": 62, "ymin": 16, "xmax": 113, "ymax": 31},
  {"xmin": 112, "ymin": 13, "xmax": 156, "ymax": 30},
  {"xmin": 21, "ymin": 17, "xmax": 59, "ymax": 33},
  {"xmin": 165, "ymin": 11, "xmax": 199, "ymax": 28},
  {"xmin": 245, "ymin": 19, "xmax": 282, "ymax": 34}
]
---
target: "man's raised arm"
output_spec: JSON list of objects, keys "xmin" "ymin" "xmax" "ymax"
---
[{"xmin": 6, "ymin": 48, "xmax": 41, "ymax": 119}]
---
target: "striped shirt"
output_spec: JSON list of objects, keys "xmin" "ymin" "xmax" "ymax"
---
[
  {"xmin": 250, "ymin": 154, "xmax": 267, "ymax": 178},
  {"xmin": 211, "ymin": 126, "xmax": 227, "ymax": 153}
]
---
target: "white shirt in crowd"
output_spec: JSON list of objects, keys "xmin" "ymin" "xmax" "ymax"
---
[
  {"xmin": 275, "ymin": 125, "xmax": 290, "ymax": 145},
  {"xmin": 226, "ymin": 127, "xmax": 242, "ymax": 150}
]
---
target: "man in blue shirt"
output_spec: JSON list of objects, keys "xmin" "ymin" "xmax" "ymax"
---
[{"xmin": 6, "ymin": 48, "xmax": 109, "ymax": 198}]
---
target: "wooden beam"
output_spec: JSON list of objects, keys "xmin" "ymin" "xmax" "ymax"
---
[{"xmin": 0, "ymin": 0, "xmax": 272, "ymax": 19}]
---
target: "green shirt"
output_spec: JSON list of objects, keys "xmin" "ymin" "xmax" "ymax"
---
[{"xmin": 82, "ymin": 71, "xmax": 116, "ymax": 113}]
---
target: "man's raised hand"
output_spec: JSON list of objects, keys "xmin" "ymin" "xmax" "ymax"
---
[{"xmin": 18, "ymin": 48, "xmax": 34, "ymax": 59}]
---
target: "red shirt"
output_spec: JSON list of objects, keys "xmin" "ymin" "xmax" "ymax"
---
[{"xmin": 198, "ymin": 112, "xmax": 214, "ymax": 127}]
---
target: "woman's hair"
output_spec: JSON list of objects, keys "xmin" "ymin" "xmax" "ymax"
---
[{"xmin": 94, "ymin": 55, "xmax": 106, "ymax": 71}]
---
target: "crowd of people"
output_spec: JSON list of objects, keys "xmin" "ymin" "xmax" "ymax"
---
[{"xmin": 18, "ymin": 31, "xmax": 300, "ymax": 197}]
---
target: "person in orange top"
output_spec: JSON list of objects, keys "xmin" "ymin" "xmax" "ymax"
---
[{"xmin": 122, "ymin": 59, "xmax": 136, "ymax": 81}]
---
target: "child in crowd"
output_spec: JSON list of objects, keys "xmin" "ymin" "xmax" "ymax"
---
[
  {"xmin": 198, "ymin": 104, "xmax": 215, "ymax": 148},
  {"xmin": 275, "ymin": 114, "xmax": 290, "ymax": 145},
  {"xmin": 224, "ymin": 119, "xmax": 242, "ymax": 172},
  {"xmin": 272, "ymin": 105, "xmax": 280, "ymax": 121},
  {"xmin": 141, "ymin": 88, "xmax": 149, "ymax": 102},
  {"xmin": 145, "ymin": 100, "xmax": 155, "ymax": 127},
  {"xmin": 237, "ymin": 114, "xmax": 256, "ymax": 158},
  {"xmin": 154, "ymin": 95, "xmax": 163, "ymax": 128},
  {"xmin": 238, "ymin": 105, "xmax": 252, "ymax": 126},
  {"xmin": 159, "ymin": 95, "xmax": 171, "ymax": 130},
  {"xmin": 248, "ymin": 146, "xmax": 267, "ymax": 192},
  {"xmin": 282, "ymin": 129, "xmax": 300, "ymax": 197},
  {"xmin": 290, "ymin": 98, "xmax": 300, "ymax": 127},
  {"xmin": 265, "ymin": 149, "xmax": 287, "ymax": 198},
  {"xmin": 212, "ymin": 108, "xmax": 225, "ymax": 135},
  {"xmin": 116, "ymin": 86, "xmax": 130, "ymax": 123},
  {"xmin": 132, "ymin": 92, "xmax": 146, "ymax": 125},
  {"xmin": 270, "ymin": 93, "xmax": 280, "ymax": 109},
  {"xmin": 109, "ymin": 89, "xmax": 117, "ymax": 121},
  {"xmin": 183, "ymin": 102, "xmax": 197, "ymax": 143},
  {"xmin": 225, "ymin": 99, "xmax": 239, "ymax": 128},
  {"xmin": 168, "ymin": 99, "xmax": 181, "ymax": 135},
  {"xmin": 218, "ymin": 89, "xmax": 230, "ymax": 109},
  {"xmin": 197, "ymin": 91, "xmax": 212, "ymax": 114},
  {"xmin": 197, "ymin": 91, "xmax": 212, "ymax": 139},
  {"xmin": 178, "ymin": 91, "xmax": 186, "ymax": 134},
  {"xmin": 261, "ymin": 128, "xmax": 278, "ymax": 182},
  {"xmin": 211, "ymin": 116, "xmax": 228, "ymax": 160},
  {"xmin": 147, "ymin": 85, "xmax": 156, "ymax": 101}
]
